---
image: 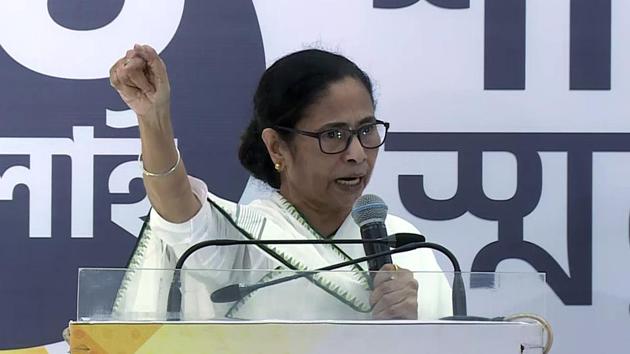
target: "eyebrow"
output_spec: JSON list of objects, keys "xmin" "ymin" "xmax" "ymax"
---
[{"xmin": 316, "ymin": 116, "xmax": 377, "ymax": 131}]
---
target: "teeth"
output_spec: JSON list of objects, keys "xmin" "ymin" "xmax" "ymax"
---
[{"xmin": 336, "ymin": 178, "xmax": 361, "ymax": 186}]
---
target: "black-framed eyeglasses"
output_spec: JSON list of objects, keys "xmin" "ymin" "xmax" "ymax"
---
[{"xmin": 274, "ymin": 120, "xmax": 390, "ymax": 154}]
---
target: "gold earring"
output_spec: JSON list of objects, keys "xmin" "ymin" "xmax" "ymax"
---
[{"xmin": 274, "ymin": 162, "xmax": 282, "ymax": 172}]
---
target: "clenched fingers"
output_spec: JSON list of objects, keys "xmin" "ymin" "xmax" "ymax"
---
[
  {"xmin": 125, "ymin": 57, "xmax": 155, "ymax": 94},
  {"xmin": 133, "ymin": 44, "xmax": 169, "ymax": 92},
  {"xmin": 111, "ymin": 54, "xmax": 154, "ymax": 93},
  {"xmin": 109, "ymin": 57, "xmax": 141, "ymax": 101},
  {"xmin": 371, "ymin": 288, "xmax": 418, "ymax": 320},
  {"xmin": 370, "ymin": 264, "xmax": 419, "ymax": 320},
  {"xmin": 370, "ymin": 270, "xmax": 418, "ymax": 307}
]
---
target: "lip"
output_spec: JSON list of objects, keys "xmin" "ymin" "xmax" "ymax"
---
[
  {"xmin": 335, "ymin": 173, "xmax": 366, "ymax": 180},
  {"xmin": 334, "ymin": 175, "xmax": 365, "ymax": 189},
  {"xmin": 335, "ymin": 176, "xmax": 364, "ymax": 181}
]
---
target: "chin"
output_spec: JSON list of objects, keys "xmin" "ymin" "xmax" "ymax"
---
[
  {"xmin": 328, "ymin": 177, "xmax": 369, "ymax": 209},
  {"xmin": 340, "ymin": 188, "xmax": 366, "ymax": 209}
]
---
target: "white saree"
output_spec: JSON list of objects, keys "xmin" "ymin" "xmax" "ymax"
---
[{"xmin": 113, "ymin": 177, "xmax": 452, "ymax": 321}]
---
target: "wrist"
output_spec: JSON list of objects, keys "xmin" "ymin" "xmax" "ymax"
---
[{"xmin": 137, "ymin": 105, "xmax": 172, "ymax": 133}]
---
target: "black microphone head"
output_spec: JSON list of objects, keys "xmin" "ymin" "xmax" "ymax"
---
[
  {"xmin": 210, "ymin": 284, "xmax": 244, "ymax": 303},
  {"xmin": 351, "ymin": 194, "xmax": 388, "ymax": 227}
]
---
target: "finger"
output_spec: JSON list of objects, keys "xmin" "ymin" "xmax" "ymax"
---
[
  {"xmin": 125, "ymin": 48, "xmax": 143, "ymax": 60},
  {"xmin": 117, "ymin": 57, "xmax": 151, "ymax": 91},
  {"xmin": 372, "ymin": 264, "xmax": 398, "ymax": 288},
  {"xmin": 110, "ymin": 50, "xmax": 137, "ymax": 76},
  {"xmin": 133, "ymin": 43, "xmax": 154, "ymax": 62},
  {"xmin": 372, "ymin": 290, "xmax": 418, "ymax": 320},
  {"xmin": 124, "ymin": 59, "xmax": 155, "ymax": 94},
  {"xmin": 112, "ymin": 66, "xmax": 141, "ymax": 101},
  {"xmin": 109, "ymin": 53, "xmax": 146, "ymax": 102},
  {"xmin": 115, "ymin": 62, "xmax": 139, "ymax": 90},
  {"xmin": 370, "ymin": 279, "xmax": 396, "ymax": 306},
  {"xmin": 373, "ymin": 297, "xmax": 418, "ymax": 320},
  {"xmin": 109, "ymin": 57, "xmax": 126, "ymax": 88},
  {"xmin": 110, "ymin": 56, "xmax": 139, "ymax": 88},
  {"xmin": 370, "ymin": 275, "xmax": 417, "ymax": 306},
  {"xmin": 373, "ymin": 264, "xmax": 413, "ymax": 289},
  {"xmin": 372, "ymin": 291, "xmax": 418, "ymax": 320},
  {"xmin": 135, "ymin": 44, "xmax": 169, "ymax": 90}
]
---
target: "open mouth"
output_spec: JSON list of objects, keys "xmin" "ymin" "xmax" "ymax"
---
[{"xmin": 335, "ymin": 176, "xmax": 363, "ymax": 186}]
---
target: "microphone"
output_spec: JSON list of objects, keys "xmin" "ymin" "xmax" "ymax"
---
[
  {"xmin": 166, "ymin": 233, "xmax": 426, "ymax": 319},
  {"xmin": 351, "ymin": 194, "xmax": 392, "ymax": 273},
  {"xmin": 351, "ymin": 194, "xmax": 467, "ymax": 317}
]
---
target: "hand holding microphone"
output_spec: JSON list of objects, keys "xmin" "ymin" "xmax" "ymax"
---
[
  {"xmin": 370, "ymin": 263, "xmax": 419, "ymax": 320},
  {"xmin": 352, "ymin": 194, "xmax": 419, "ymax": 320}
]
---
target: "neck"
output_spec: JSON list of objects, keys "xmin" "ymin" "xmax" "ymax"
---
[{"xmin": 279, "ymin": 189, "xmax": 349, "ymax": 238}]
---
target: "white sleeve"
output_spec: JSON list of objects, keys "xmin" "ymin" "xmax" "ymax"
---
[{"xmin": 147, "ymin": 176, "xmax": 272, "ymax": 277}]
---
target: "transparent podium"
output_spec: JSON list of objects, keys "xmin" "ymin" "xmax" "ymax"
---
[{"xmin": 69, "ymin": 269, "xmax": 548, "ymax": 353}]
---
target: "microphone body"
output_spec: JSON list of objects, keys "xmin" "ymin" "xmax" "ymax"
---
[{"xmin": 359, "ymin": 222, "xmax": 392, "ymax": 272}]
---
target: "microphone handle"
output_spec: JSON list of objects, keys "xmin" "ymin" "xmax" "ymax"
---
[{"xmin": 361, "ymin": 222, "xmax": 393, "ymax": 272}]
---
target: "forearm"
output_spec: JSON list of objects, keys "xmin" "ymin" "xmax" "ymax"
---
[
  {"xmin": 138, "ymin": 108, "xmax": 200, "ymax": 223},
  {"xmin": 110, "ymin": 44, "xmax": 200, "ymax": 222}
]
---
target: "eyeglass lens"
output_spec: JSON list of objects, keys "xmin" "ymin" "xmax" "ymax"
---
[{"xmin": 319, "ymin": 123, "xmax": 387, "ymax": 153}]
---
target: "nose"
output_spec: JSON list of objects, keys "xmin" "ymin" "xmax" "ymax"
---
[{"xmin": 344, "ymin": 135, "xmax": 367, "ymax": 163}]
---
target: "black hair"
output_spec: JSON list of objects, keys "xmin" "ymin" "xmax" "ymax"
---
[{"xmin": 238, "ymin": 49, "xmax": 374, "ymax": 189}]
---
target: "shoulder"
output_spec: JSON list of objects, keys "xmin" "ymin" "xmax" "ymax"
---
[
  {"xmin": 385, "ymin": 213, "xmax": 420, "ymax": 234},
  {"xmin": 189, "ymin": 175, "xmax": 241, "ymax": 215}
]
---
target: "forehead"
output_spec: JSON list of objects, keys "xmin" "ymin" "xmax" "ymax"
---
[{"xmin": 298, "ymin": 77, "xmax": 375, "ymax": 130}]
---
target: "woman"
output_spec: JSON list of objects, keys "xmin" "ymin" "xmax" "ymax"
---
[{"xmin": 109, "ymin": 44, "xmax": 451, "ymax": 321}]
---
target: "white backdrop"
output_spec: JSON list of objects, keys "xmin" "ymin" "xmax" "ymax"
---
[{"xmin": 254, "ymin": 1, "xmax": 629, "ymax": 353}]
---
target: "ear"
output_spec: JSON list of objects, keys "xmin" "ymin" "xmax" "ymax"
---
[{"xmin": 261, "ymin": 128, "xmax": 291, "ymax": 167}]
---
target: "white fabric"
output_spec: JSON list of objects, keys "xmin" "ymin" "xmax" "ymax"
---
[{"xmin": 113, "ymin": 176, "xmax": 452, "ymax": 321}]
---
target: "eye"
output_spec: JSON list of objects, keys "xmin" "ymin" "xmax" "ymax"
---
[
  {"xmin": 359, "ymin": 124, "xmax": 374, "ymax": 135},
  {"xmin": 322, "ymin": 129, "xmax": 346, "ymax": 140}
]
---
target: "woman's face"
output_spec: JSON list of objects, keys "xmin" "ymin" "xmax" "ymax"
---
[{"xmin": 280, "ymin": 77, "xmax": 378, "ymax": 215}]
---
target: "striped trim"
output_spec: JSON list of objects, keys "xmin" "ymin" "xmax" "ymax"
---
[
  {"xmin": 277, "ymin": 195, "xmax": 371, "ymax": 289},
  {"xmin": 225, "ymin": 267, "xmax": 282, "ymax": 318},
  {"xmin": 208, "ymin": 197, "xmax": 372, "ymax": 313},
  {"xmin": 112, "ymin": 213, "xmax": 153, "ymax": 313},
  {"xmin": 226, "ymin": 268, "xmax": 372, "ymax": 319},
  {"xmin": 113, "ymin": 197, "xmax": 375, "ymax": 317}
]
